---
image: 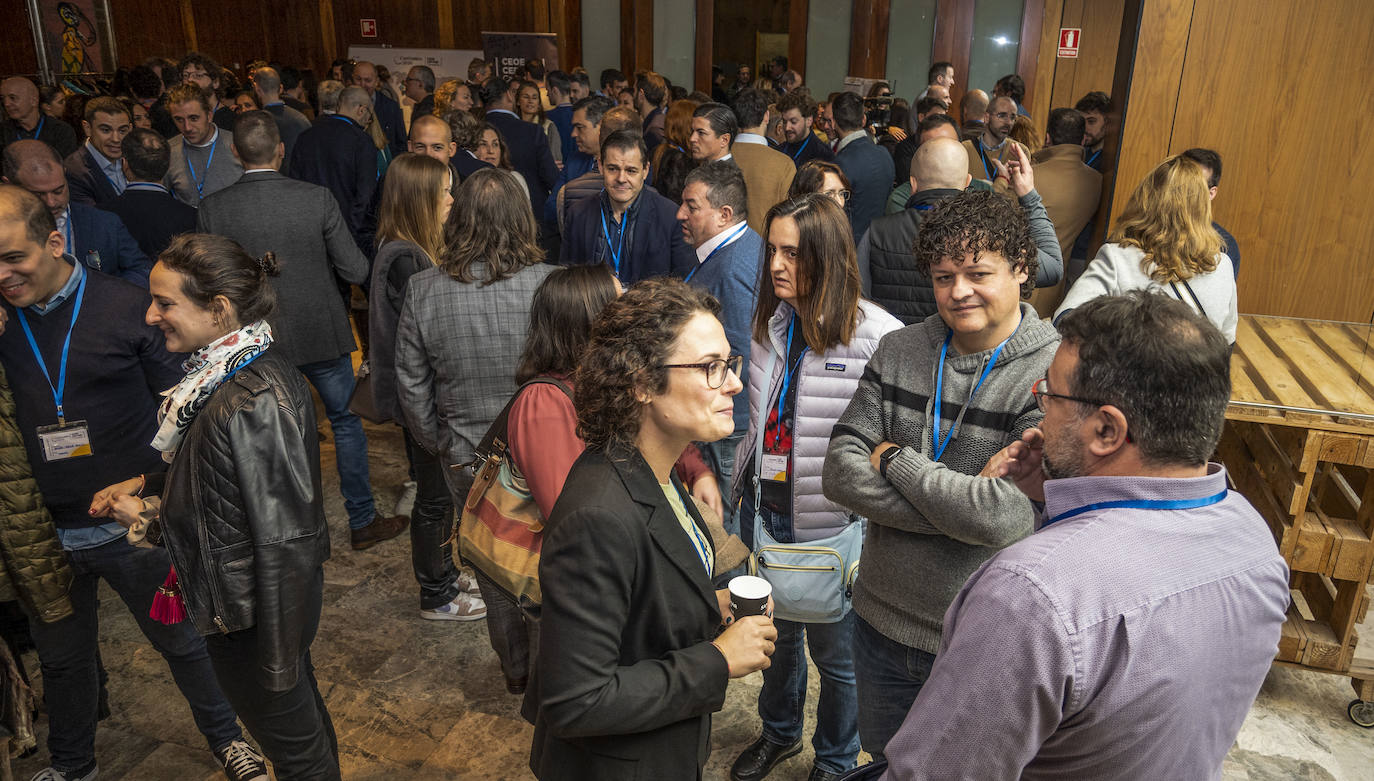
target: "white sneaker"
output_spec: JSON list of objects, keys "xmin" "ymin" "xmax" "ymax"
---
[
  {"xmin": 456, "ymin": 569, "xmax": 482, "ymax": 596},
  {"xmin": 215, "ymin": 740, "xmax": 268, "ymax": 781},
  {"xmin": 30, "ymin": 767, "xmax": 97, "ymax": 781},
  {"xmin": 394, "ymin": 480, "xmax": 418, "ymax": 518},
  {"xmin": 420, "ymin": 592, "xmax": 487, "ymax": 621}
]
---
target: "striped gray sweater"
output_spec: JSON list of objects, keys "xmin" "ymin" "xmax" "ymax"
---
[{"xmin": 824, "ymin": 303, "xmax": 1060, "ymax": 653}]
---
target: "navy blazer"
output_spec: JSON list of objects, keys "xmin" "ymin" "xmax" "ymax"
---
[
  {"xmin": 66, "ymin": 201, "xmax": 151, "ymax": 287},
  {"xmin": 99, "ymin": 186, "xmax": 197, "ymax": 260},
  {"xmin": 835, "ymin": 133, "xmax": 896, "ymax": 241},
  {"xmin": 684, "ymin": 226, "xmax": 762, "ymax": 431},
  {"xmin": 486, "ymin": 110, "xmax": 559, "ymax": 216},
  {"xmin": 373, "ymin": 91, "xmax": 407, "ymax": 156},
  {"xmin": 560, "ymin": 189, "xmax": 695, "ymax": 285},
  {"xmin": 64, "ymin": 146, "xmax": 119, "ymax": 207},
  {"xmin": 288, "ymin": 115, "xmax": 379, "ymax": 252},
  {"xmin": 453, "ymin": 149, "xmax": 494, "ymax": 184}
]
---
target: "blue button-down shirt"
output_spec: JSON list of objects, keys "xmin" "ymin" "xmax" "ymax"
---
[{"xmin": 85, "ymin": 140, "xmax": 127, "ymax": 195}]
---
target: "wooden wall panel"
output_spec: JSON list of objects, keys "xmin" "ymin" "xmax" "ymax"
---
[
  {"xmin": 332, "ymin": 0, "xmax": 440, "ymax": 58},
  {"xmin": 619, "ymin": 0, "xmax": 653, "ymax": 76},
  {"xmin": 192, "ymin": 1, "xmax": 269, "ymax": 70},
  {"xmin": 109, "ymin": 0, "xmax": 192, "ymax": 70},
  {"xmin": 1165, "ymin": 0, "xmax": 1374, "ymax": 322},
  {"xmin": 266, "ymin": 2, "xmax": 331, "ymax": 76},
  {"xmin": 1046, "ymin": 0, "xmax": 1122, "ymax": 113},
  {"xmin": 1015, "ymin": 0, "xmax": 1045, "ymax": 112},
  {"xmin": 932, "ymin": 0, "xmax": 974, "ymax": 108},
  {"xmin": 789, "ymin": 0, "xmax": 809, "ymax": 82},
  {"xmin": 2, "ymin": 0, "xmax": 39, "ymax": 76},
  {"xmin": 849, "ymin": 0, "xmax": 891, "ymax": 79},
  {"xmin": 1027, "ymin": 0, "xmax": 1063, "ymax": 123}
]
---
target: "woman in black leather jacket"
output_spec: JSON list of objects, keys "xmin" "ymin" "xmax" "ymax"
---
[{"xmin": 92, "ymin": 234, "xmax": 339, "ymax": 780}]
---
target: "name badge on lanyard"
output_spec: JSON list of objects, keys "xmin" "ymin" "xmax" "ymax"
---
[
  {"xmin": 16, "ymin": 269, "xmax": 93, "ymax": 461},
  {"xmin": 37, "ymin": 421, "xmax": 92, "ymax": 462}
]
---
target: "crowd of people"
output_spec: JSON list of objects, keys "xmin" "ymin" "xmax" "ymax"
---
[{"xmin": 0, "ymin": 46, "xmax": 1282, "ymax": 781}]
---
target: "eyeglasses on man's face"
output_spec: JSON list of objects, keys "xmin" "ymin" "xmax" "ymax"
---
[
  {"xmin": 664, "ymin": 355, "xmax": 744, "ymax": 389},
  {"xmin": 1030, "ymin": 377, "xmax": 1108, "ymax": 412}
]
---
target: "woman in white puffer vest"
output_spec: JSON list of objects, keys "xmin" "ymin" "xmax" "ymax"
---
[{"xmin": 728, "ymin": 194, "xmax": 901, "ymax": 781}]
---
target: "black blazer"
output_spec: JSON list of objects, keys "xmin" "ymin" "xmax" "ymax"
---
[
  {"xmin": 373, "ymin": 91, "xmax": 408, "ymax": 156},
  {"xmin": 288, "ymin": 115, "xmax": 379, "ymax": 252},
  {"xmin": 835, "ymin": 133, "xmax": 896, "ymax": 242},
  {"xmin": 525, "ymin": 448, "xmax": 730, "ymax": 781},
  {"xmin": 64, "ymin": 146, "xmax": 119, "ymax": 206},
  {"xmin": 560, "ymin": 189, "xmax": 696, "ymax": 285},
  {"xmin": 99, "ymin": 186, "xmax": 197, "ymax": 260},
  {"xmin": 485, "ymin": 109, "xmax": 559, "ymax": 215}
]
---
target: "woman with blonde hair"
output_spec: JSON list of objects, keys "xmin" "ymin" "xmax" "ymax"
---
[
  {"xmin": 368, "ymin": 153, "xmax": 486, "ymax": 622},
  {"xmin": 1056, "ymin": 154, "xmax": 1236, "ymax": 342}
]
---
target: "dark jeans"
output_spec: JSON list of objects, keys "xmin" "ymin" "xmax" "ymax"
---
[
  {"xmin": 299, "ymin": 354, "xmax": 376, "ymax": 530},
  {"xmin": 852, "ymin": 613, "xmax": 936, "ymax": 762},
  {"xmin": 204, "ymin": 568, "xmax": 340, "ymax": 781},
  {"xmin": 742, "ymin": 494, "xmax": 859, "ymax": 773},
  {"xmin": 26, "ymin": 539, "xmax": 241, "ymax": 773},
  {"xmin": 472, "ymin": 569, "xmax": 540, "ymax": 683},
  {"xmin": 403, "ymin": 428, "xmax": 459, "ymax": 610}
]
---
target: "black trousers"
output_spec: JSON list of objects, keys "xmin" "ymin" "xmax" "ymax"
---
[{"xmin": 203, "ymin": 568, "xmax": 340, "ymax": 781}]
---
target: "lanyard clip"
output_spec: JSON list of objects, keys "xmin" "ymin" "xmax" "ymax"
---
[{"xmin": 56, "ymin": 405, "xmax": 65, "ymax": 425}]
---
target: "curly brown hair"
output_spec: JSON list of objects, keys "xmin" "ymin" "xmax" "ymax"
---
[
  {"xmin": 573, "ymin": 277, "xmax": 721, "ymax": 455},
  {"xmin": 912, "ymin": 188, "xmax": 1038, "ymax": 298}
]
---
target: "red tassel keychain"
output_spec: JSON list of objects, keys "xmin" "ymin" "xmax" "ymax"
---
[{"xmin": 150, "ymin": 566, "xmax": 187, "ymax": 624}]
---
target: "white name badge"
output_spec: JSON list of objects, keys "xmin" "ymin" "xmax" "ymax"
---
[
  {"xmin": 37, "ymin": 421, "xmax": 93, "ymax": 462},
  {"xmin": 761, "ymin": 453, "xmax": 789, "ymax": 483}
]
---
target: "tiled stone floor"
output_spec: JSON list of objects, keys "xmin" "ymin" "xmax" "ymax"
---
[{"xmin": 9, "ymin": 417, "xmax": 1374, "ymax": 780}]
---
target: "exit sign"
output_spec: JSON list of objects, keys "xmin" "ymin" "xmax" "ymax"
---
[
  {"xmin": 360, "ymin": 18, "xmax": 377, "ymax": 38},
  {"xmin": 1058, "ymin": 28, "xmax": 1081, "ymax": 58}
]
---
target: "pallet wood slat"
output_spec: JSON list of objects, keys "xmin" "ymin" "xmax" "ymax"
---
[{"xmin": 1229, "ymin": 316, "xmax": 1374, "ymax": 432}]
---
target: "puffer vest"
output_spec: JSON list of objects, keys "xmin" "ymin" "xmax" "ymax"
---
[
  {"xmin": 731, "ymin": 299, "xmax": 904, "ymax": 542},
  {"xmin": 865, "ymin": 188, "xmax": 962, "ymax": 325}
]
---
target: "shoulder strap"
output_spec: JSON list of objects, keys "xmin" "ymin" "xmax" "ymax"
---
[
  {"xmin": 469, "ymin": 378, "xmax": 573, "ymax": 467},
  {"xmin": 1169, "ymin": 280, "xmax": 1209, "ymax": 320}
]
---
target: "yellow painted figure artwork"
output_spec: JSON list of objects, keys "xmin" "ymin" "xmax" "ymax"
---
[{"xmin": 56, "ymin": 2, "xmax": 97, "ymax": 74}]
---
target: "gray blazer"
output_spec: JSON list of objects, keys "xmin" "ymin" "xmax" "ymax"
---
[
  {"xmin": 197, "ymin": 171, "xmax": 369, "ymax": 367},
  {"xmin": 394, "ymin": 261, "xmax": 554, "ymax": 471}
]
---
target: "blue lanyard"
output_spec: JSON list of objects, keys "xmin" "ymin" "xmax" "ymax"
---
[
  {"xmin": 21, "ymin": 116, "xmax": 45, "ymax": 140},
  {"xmin": 771, "ymin": 316, "xmax": 808, "ymax": 444},
  {"xmin": 975, "ymin": 138, "xmax": 997, "ymax": 181},
  {"xmin": 1085, "ymin": 148, "xmax": 1102, "ymax": 167},
  {"xmin": 221, "ymin": 351, "xmax": 262, "ymax": 383},
  {"xmin": 184, "ymin": 135, "xmax": 218, "ymax": 197},
  {"xmin": 1044, "ymin": 490, "xmax": 1228, "ymax": 527},
  {"xmin": 15, "ymin": 270, "xmax": 88, "ymax": 423},
  {"xmin": 599, "ymin": 205, "xmax": 627, "ymax": 277},
  {"xmin": 674, "ymin": 483, "xmax": 714, "ymax": 576},
  {"xmin": 931, "ymin": 330, "xmax": 1010, "ymax": 462},
  {"xmin": 789, "ymin": 134, "xmax": 811, "ymax": 162},
  {"xmin": 684, "ymin": 222, "xmax": 748, "ymax": 282}
]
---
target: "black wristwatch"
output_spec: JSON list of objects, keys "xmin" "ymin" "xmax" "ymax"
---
[{"xmin": 878, "ymin": 445, "xmax": 903, "ymax": 478}]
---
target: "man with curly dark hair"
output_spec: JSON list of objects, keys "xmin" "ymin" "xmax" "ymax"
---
[{"xmin": 823, "ymin": 187, "xmax": 1061, "ymax": 761}]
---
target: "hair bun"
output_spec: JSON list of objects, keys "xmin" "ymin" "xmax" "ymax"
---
[{"xmin": 256, "ymin": 251, "xmax": 281, "ymax": 277}]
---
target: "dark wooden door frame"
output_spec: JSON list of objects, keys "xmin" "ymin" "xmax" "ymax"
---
[{"xmin": 621, "ymin": 0, "xmax": 653, "ymax": 78}]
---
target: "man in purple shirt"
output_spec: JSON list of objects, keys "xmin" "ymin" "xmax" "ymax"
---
[{"xmin": 882, "ymin": 290, "xmax": 1288, "ymax": 781}]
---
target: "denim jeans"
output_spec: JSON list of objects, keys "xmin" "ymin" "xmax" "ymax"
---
[
  {"xmin": 742, "ymin": 494, "xmax": 859, "ymax": 774},
  {"xmin": 299, "ymin": 354, "xmax": 376, "ymax": 529},
  {"xmin": 403, "ymin": 428, "xmax": 459, "ymax": 610},
  {"xmin": 700, "ymin": 431, "xmax": 745, "ymax": 536},
  {"xmin": 472, "ymin": 570, "xmax": 541, "ymax": 683},
  {"xmin": 204, "ymin": 569, "xmax": 340, "ymax": 780},
  {"xmin": 25, "ymin": 539, "xmax": 242, "ymax": 773},
  {"xmin": 852, "ymin": 613, "xmax": 937, "ymax": 762}
]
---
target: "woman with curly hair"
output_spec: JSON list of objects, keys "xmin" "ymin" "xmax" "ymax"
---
[
  {"xmin": 526, "ymin": 277, "xmax": 777, "ymax": 781},
  {"xmin": 1056, "ymin": 154, "xmax": 1236, "ymax": 342}
]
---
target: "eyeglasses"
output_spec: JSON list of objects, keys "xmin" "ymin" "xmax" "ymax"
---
[
  {"xmin": 822, "ymin": 188, "xmax": 851, "ymax": 203},
  {"xmin": 1030, "ymin": 377, "xmax": 1108, "ymax": 412},
  {"xmin": 663, "ymin": 355, "xmax": 744, "ymax": 389}
]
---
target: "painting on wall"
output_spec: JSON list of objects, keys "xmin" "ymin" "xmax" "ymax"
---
[{"xmin": 26, "ymin": 0, "xmax": 117, "ymax": 80}]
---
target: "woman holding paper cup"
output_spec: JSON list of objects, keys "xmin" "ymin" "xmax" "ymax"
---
[
  {"xmin": 727, "ymin": 194, "xmax": 902, "ymax": 781},
  {"xmin": 525, "ymin": 277, "xmax": 777, "ymax": 781}
]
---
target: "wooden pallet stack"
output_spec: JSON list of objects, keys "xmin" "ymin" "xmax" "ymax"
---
[{"xmin": 1218, "ymin": 315, "xmax": 1374, "ymax": 724}]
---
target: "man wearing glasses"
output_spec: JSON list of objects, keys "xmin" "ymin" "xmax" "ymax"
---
[
  {"xmin": 403, "ymin": 65, "xmax": 436, "ymax": 125},
  {"xmin": 178, "ymin": 52, "xmax": 237, "ymax": 132},
  {"xmin": 963, "ymin": 94, "xmax": 1019, "ymax": 186},
  {"xmin": 879, "ymin": 291, "xmax": 1288, "ymax": 780},
  {"xmin": 824, "ymin": 189, "xmax": 1061, "ymax": 762}
]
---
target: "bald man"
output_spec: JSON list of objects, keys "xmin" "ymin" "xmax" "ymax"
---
[
  {"xmin": 351, "ymin": 60, "xmax": 407, "ymax": 155},
  {"xmin": 252, "ymin": 66, "xmax": 311, "ymax": 176},
  {"xmin": 857, "ymin": 136, "xmax": 972, "ymax": 323},
  {"xmin": 963, "ymin": 95, "xmax": 1018, "ymax": 184},
  {"xmin": 958, "ymin": 89, "xmax": 989, "ymax": 141},
  {"xmin": 1, "ymin": 77, "xmax": 79, "ymax": 158},
  {"xmin": 2, "ymin": 139, "xmax": 150, "ymax": 286}
]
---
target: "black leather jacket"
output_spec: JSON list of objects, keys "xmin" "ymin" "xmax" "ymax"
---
[{"xmin": 152, "ymin": 349, "xmax": 330, "ymax": 692}]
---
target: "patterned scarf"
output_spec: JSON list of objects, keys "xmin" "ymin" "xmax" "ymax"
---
[{"xmin": 152, "ymin": 320, "xmax": 273, "ymax": 462}]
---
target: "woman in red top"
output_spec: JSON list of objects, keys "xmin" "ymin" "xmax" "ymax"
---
[{"xmin": 490, "ymin": 266, "xmax": 720, "ymax": 695}]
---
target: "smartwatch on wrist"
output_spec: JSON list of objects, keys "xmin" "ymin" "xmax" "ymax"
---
[{"xmin": 878, "ymin": 444, "xmax": 902, "ymax": 478}]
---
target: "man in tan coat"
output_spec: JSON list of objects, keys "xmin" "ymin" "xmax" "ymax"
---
[
  {"xmin": 962, "ymin": 94, "xmax": 1017, "ymax": 184},
  {"xmin": 1027, "ymin": 107, "xmax": 1102, "ymax": 316},
  {"xmin": 729, "ymin": 88, "xmax": 795, "ymax": 235}
]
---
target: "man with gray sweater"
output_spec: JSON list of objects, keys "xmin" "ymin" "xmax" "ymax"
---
[{"xmin": 824, "ymin": 188, "xmax": 1060, "ymax": 761}]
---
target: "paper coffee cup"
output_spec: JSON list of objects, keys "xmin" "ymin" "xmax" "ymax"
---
[{"xmin": 728, "ymin": 575, "xmax": 771, "ymax": 618}]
